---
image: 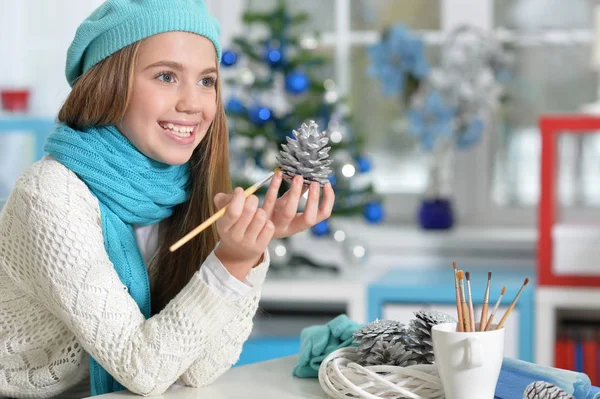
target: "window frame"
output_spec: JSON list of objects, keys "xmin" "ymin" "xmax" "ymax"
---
[{"xmin": 214, "ymin": 0, "xmax": 590, "ymax": 227}]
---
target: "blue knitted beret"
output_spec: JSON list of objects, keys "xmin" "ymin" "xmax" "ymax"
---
[{"xmin": 65, "ymin": 0, "xmax": 221, "ymax": 87}]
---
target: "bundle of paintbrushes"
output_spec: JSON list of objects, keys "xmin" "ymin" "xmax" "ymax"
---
[{"xmin": 452, "ymin": 262, "xmax": 529, "ymax": 332}]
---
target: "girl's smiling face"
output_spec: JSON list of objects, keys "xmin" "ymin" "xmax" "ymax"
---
[{"xmin": 117, "ymin": 31, "xmax": 218, "ymax": 165}]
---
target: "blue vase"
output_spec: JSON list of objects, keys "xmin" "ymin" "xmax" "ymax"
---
[{"xmin": 418, "ymin": 198, "xmax": 454, "ymax": 230}]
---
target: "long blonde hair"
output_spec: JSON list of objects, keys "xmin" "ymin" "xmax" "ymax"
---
[{"xmin": 58, "ymin": 41, "xmax": 232, "ymax": 314}]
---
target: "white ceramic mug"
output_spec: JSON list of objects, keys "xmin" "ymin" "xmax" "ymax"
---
[{"xmin": 432, "ymin": 322, "xmax": 505, "ymax": 399}]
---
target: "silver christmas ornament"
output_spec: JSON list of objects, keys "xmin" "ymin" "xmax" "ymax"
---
[
  {"xmin": 342, "ymin": 238, "xmax": 368, "ymax": 265},
  {"xmin": 327, "ymin": 123, "xmax": 348, "ymax": 144},
  {"xmin": 324, "ymin": 89, "xmax": 339, "ymax": 105},
  {"xmin": 253, "ymin": 135, "xmax": 268, "ymax": 150},
  {"xmin": 333, "ymin": 229, "xmax": 347, "ymax": 242},
  {"xmin": 405, "ymin": 310, "xmax": 456, "ymax": 364},
  {"xmin": 523, "ymin": 381, "xmax": 574, "ymax": 399},
  {"xmin": 268, "ymin": 238, "xmax": 292, "ymax": 267},
  {"xmin": 238, "ymin": 67, "xmax": 256, "ymax": 87},
  {"xmin": 300, "ymin": 32, "xmax": 319, "ymax": 50},
  {"xmin": 276, "ymin": 120, "xmax": 333, "ymax": 186}
]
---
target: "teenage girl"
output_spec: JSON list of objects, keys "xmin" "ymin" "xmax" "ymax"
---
[{"xmin": 0, "ymin": 0, "xmax": 334, "ymax": 397}]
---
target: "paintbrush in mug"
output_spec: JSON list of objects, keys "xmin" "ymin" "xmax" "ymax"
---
[
  {"xmin": 485, "ymin": 286, "xmax": 506, "ymax": 331},
  {"xmin": 480, "ymin": 272, "xmax": 492, "ymax": 331},
  {"xmin": 457, "ymin": 270, "xmax": 470, "ymax": 332},
  {"xmin": 466, "ymin": 272, "xmax": 476, "ymax": 332},
  {"xmin": 495, "ymin": 278, "xmax": 529, "ymax": 330},
  {"xmin": 453, "ymin": 262, "xmax": 464, "ymax": 332}
]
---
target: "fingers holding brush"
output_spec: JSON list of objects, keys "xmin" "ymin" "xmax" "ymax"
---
[{"xmin": 261, "ymin": 169, "xmax": 284, "ymax": 217}]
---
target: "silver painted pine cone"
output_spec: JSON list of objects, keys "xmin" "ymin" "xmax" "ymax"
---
[
  {"xmin": 276, "ymin": 120, "xmax": 333, "ymax": 185},
  {"xmin": 405, "ymin": 310, "xmax": 456, "ymax": 364},
  {"xmin": 523, "ymin": 381, "xmax": 574, "ymax": 399},
  {"xmin": 353, "ymin": 319, "xmax": 418, "ymax": 366},
  {"xmin": 353, "ymin": 319, "xmax": 407, "ymax": 353},
  {"xmin": 362, "ymin": 340, "xmax": 418, "ymax": 368}
]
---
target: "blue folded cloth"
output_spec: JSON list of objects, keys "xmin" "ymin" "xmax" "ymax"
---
[
  {"xmin": 292, "ymin": 314, "xmax": 362, "ymax": 378},
  {"xmin": 495, "ymin": 357, "xmax": 600, "ymax": 399}
]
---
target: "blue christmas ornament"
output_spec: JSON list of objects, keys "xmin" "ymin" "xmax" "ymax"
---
[
  {"xmin": 357, "ymin": 157, "xmax": 371, "ymax": 173},
  {"xmin": 225, "ymin": 98, "xmax": 245, "ymax": 114},
  {"xmin": 311, "ymin": 220, "xmax": 330, "ymax": 236},
  {"xmin": 328, "ymin": 174, "xmax": 337, "ymax": 187},
  {"xmin": 265, "ymin": 43, "xmax": 284, "ymax": 68},
  {"xmin": 248, "ymin": 106, "xmax": 272, "ymax": 125},
  {"xmin": 285, "ymin": 71, "xmax": 310, "ymax": 94},
  {"xmin": 363, "ymin": 201, "xmax": 384, "ymax": 223},
  {"xmin": 221, "ymin": 50, "xmax": 238, "ymax": 67}
]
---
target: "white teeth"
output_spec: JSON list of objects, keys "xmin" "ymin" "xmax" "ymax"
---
[{"xmin": 160, "ymin": 123, "xmax": 195, "ymax": 137}]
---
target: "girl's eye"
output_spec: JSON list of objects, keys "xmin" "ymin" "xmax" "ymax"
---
[
  {"xmin": 157, "ymin": 72, "xmax": 175, "ymax": 83},
  {"xmin": 200, "ymin": 77, "xmax": 216, "ymax": 87}
]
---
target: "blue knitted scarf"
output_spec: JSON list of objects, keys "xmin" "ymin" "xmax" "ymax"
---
[{"xmin": 44, "ymin": 124, "xmax": 190, "ymax": 395}]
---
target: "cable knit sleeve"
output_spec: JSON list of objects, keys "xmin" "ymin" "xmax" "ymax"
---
[
  {"xmin": 0, "ymin": 159, "xmax": 261, "ymax": 396},
  {"xmin": 180, "ymin": 250, "xmax": 270, "ymax": 387}
]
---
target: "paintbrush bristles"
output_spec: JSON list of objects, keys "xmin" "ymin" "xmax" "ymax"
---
[
  {"xmin": 453, "ymin": 262, "xmax": 464, "ymax": 332},
  {"xmin": 457, "ymin": 270, "xmax": 470, "ymax": 332}
]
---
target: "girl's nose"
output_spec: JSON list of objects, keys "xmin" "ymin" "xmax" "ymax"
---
[{"xmin": 175, "ymin": 84, "xmax": 202, "ymax": 114}]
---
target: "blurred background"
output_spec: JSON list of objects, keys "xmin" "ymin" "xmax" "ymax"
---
[{"xmin": 2, "ymin": 0, "xmax": 600, "ymax": 380}]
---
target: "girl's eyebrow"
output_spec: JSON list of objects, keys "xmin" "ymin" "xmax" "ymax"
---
[
  {"xmin": 145, "ymin": 61, "xmax": 184, "ymax": 71},
  {"xmin": 144, "ymin": 61, "xmax": 217, "ymax": 75}
]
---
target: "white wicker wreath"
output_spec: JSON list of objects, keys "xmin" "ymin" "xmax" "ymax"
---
[{"xmin": 318, "ymin": 347, "xmax": 445, "ymax": 399}]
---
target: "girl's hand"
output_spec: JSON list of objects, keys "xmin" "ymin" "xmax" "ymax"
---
[
  {"xmin": 213, "ymin": 187, "xmax": 275, "ymax": 281},
  {"xmin": 262, "ymin": 171, "xmax": 335, "ymax": 239}
]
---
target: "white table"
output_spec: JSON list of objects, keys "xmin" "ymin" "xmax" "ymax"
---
[{"xmin": 89, "ymin": 356, "xmax": 328, "ymax": 399}]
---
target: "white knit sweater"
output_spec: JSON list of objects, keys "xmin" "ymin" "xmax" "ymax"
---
[{"xmin": 0, "ymin": 157, "xmax": 270, "ymax": 398}]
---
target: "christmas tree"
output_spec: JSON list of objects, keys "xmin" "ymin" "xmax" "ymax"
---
[{"xmin": 221, "ymin": 0, "xmax": 383, "ymax": 267}]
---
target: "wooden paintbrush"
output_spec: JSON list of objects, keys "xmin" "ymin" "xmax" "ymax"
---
[
  {"xmin": 466, "ymin": 272, "xmax": 476, "ymax": 332},
  {"xmin": 169, "ymin": 168, "xmax": 280, "ymax": 252},
  {"xmin": 496, "ymin": 278, "xmax": 529, "ymax": 330},
  {"xmin": 480, "ymin": 272, "xmax": 492, "ymax": 331},
  {"xmin": 485, "ymin": 286, "xmax": 506, "ymax": 331},
  {"xmin": 457, "ymin": 270, "xmax": 470, "ymax": 332},
  {"xmin": 453, "ymin": 262, "xmax": 464, "ymax": 332}
]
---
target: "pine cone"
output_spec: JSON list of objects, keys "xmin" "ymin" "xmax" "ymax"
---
[
  {"xmin": 362, "ymin": 340, "xmax": 418, "ymax": 368},
  {"xmin": 353, "ymin": 319, "xmax": 407, "ymax": 354},
  {"xmin": 523, "ymin": 381, "xmax": 574, "ymax": 399},
  {"xmin": 353, "ymin": 319, "xmax": 419, "ymax": 366},
  {"xmin": 276, "ymin": 120, "xmax": 333, "ymax": 185},
  {"xmin": 405, "ymin": 310, "xmax": 456, "ymax": 364}
]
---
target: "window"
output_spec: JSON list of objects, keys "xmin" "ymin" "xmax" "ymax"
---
[
  {"xmin": 4, "ymin": 0, "xmax": 597, "ymax": 227},
  {"xmin": 487, "ymin": 0, "xmax": 600, "ymax": 226},
  {"xmin": 215, "ymin": 0, "xmax": 600, "ymax": 226}
]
